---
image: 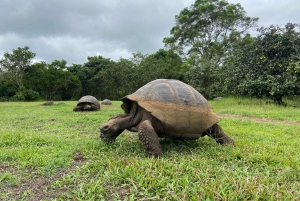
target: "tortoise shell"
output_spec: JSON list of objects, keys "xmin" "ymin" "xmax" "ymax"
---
[
  {"xmin": 77, "ymin": 95, "xmax": 100, "ymax": 108},
  {"xmin": 122, "ymin": 79, "xmax": 220, "ymax": 138},
  {"xmin": 101, "ymin": 99, "xmax": 112, "ymax": 105}
]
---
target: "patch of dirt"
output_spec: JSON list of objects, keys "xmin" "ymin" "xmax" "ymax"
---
[
  {"xmin": 219, "ymin": 114, "xmax": 300, "ymax": 126},
  {"xmin": 40, "ymin": 102, "xmax": 54, "ymax": 106},
  {"xmin": 0, "ymin": 159, "xmax": 87, "ymax": 201},
  {"xmin": 0, "ymin": 163, "xmax": 16, "ymax": 174}
]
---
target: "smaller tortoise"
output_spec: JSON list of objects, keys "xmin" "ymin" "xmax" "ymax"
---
[
  {"xmin": 73, "ymin": 95, "xmax": 100, "ymax": 111},
  {"xmin": 102, "ymin": 99, "xmax": 112, "ymax": 105},
  {"xmin": 100, "ymin": 79, "xmax": 234, "ymax": 157}
]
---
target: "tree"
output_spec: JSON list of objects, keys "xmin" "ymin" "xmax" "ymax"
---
[
  {"xmin": 224, "ymin": 23, "xmax": 300, "ymax": 104},
  {"xmin": 136, "ymin": 49, "xmax": 185, "ymax": 85},
  {"xmin": 0, "ymin": 46, "xmax": 36, "ymax": 90},
  {"xmin": 222, "ymin": 34, "xmax": 253, "ymax": 94},
  {"xmin": 0, "ymin": 79, "xmax": 17, "ymax": 100},
  {"xmin": 24, "ymin": 61, "xmax": 81, "ymax": 100},
  {"xmin": 163, "ymin": 0, "xmax": 258, "ymax": 99},
  {"xmin": 41, "ymin": 66, "xmax": 81, "ymax": 100},
  {"xmin": 67, "ymin": 56, "xmax": 115, "ymax": 97},
  {"xmin": 163, "ymin": 0, "xmax": 258, "ymax": 65},
  {"xmin": 84, "ymin": 56, "xmax": 113, "ymax": 76},
  {"xmin": 67, "ymin": 64, "xmax": 90, "ymax": 98},
  {"xmin": 131, "ymin": 51, "xmax": 147, "ymax": 67},
  {"xmin": 49, "ymin": 59, "xmax": 68, "ymax": 70},
  {"xmin": 184, "ymin": 60, "xmax": 224, "ymax": 99},
  {"xmin": 23, "ymin": 61, "xmax": 48, "ymax": 91},
  {"xmin": 88, "ymin": 58, "xmax": 136, "ymax": 100}
]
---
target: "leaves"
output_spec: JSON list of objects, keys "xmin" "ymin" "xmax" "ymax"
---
[
  {"xmin": 224, "ymin": 23, "xmax": 300, "ymax": 104},
  {"xmin": 163, "ymin": 0, "xmax": 258, "ymax": 65},
  {"xmin": 0, "ymin": 46, "xmax": 36, "ymax": 90}
]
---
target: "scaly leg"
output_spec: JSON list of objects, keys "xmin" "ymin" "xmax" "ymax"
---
[{"xmin": 138, "ymin": 120, "xmax": 162, "ymax": 157}]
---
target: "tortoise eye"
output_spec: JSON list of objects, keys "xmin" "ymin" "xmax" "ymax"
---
[{"xmin": 100, "ymin": 125, "xmax": 109, "ymax": 132}]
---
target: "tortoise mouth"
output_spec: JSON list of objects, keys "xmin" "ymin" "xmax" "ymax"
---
[
  {"xmin": 100, "ymin": 132, "xmax": 117, "ymax": 143},
  {"xmin": 99, "ymin": 125, "xmax": 122, "ymax": 143}
]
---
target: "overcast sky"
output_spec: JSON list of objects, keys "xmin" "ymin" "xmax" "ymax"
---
[{"xmin": 0, "ymin": 0, "xmax": 299, "ymax": 65}]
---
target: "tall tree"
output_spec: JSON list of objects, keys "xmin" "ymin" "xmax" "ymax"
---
[
  {"xmin": 224, "ymin": 23, "xmax": 300, "ymax": 104},
  {"xmin": 137, "ymin": 49, "xmax": 184, "ymax": 84},
  {"xmin": 24, "ymin": 61, "xmax": 81, "ymax": 100},
  {"xmin": 88, "ymin": 58, "xmax": 136, "ymax": 100},
  {"xmin": 39, "ymin": 66, "xmax": 81, "ymax": 100},
  {"xmin": 67, "ymin": 56, "xmax": 115, "ymax": 97},
  {"xmin": 0, "ymin": 46, "xmax": 36, "ymax": 90},
  {"xmin": 163, "ymin": 0, "xmax": 258, "ymax": 99},
  {"xmin": 84, "ymin": 56, "xmax": 113, "ymax": 77},
  {"xmin": 49, "ymin": 59, "xmax": 68, "ymax": 70},
  {"xmin": 23, "ymin": 61, "xmax": 48, "ymax": 91},
  {"xmin": 163, "ymin": 0, "xmax": 258, "ymax": 65}
]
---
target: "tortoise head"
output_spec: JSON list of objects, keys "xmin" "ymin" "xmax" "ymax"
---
[
  {"xmin": 100, "ymin": 114, "xmax": 129, "ymax": 143},
  {"xmin": 82, "ymin": 103, "xmax": 92, "ymax": 110}
]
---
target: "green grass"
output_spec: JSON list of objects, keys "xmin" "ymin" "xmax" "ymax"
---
[
  {"xmin": 0, "ymin": 99, "xmax": 299, "ymax": 200},
  {"xmin": 211, "ymin": 96, "xmax": 300, "ymax": 121}
]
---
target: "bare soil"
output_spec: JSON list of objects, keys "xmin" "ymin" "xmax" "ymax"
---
[
  {"xmin": 0, "ymin": 159, "xmax": 87, "ymax": 201},
  {"xmin": 218, "ymin": 114, "xmax": 300, "ymax": 126}
]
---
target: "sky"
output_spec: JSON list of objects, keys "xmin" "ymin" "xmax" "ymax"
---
[{"xmin": 0, "ymin": 0, "xmax": 299, "ymax": 65}]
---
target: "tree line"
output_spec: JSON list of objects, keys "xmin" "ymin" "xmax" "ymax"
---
[{"xmin": 1, "ymin": 0, "xmax": 299, "ymax": 105}]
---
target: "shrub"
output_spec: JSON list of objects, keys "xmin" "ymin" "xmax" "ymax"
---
[{"xmin": 9, "ymin": 87, "xmax": 40, "ymax": 101}]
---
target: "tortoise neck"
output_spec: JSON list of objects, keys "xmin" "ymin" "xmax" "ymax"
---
[{"xmin": 124, "ymin": 101, "xmax": 142, "ymax": 128}]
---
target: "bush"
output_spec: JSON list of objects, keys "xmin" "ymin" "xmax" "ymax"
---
[
  {"xmin": 9, "ymin": 87, "xmax": 40, "ymax": 101},
  {"xmin": 0, "ymin": 80, "xmax": 17, "ymax": 98},
  {"xmin": 184, "ymin": 61, "xmax": 224, "ymax": 100},
  {"xmin": 0, "ymin": 96, "xmax": 9, "ymax": 102}
]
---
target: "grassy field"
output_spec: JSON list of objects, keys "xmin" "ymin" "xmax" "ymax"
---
[{"xmin": 0, "ymin": 97, "xmax": 299, "ymax": 200}]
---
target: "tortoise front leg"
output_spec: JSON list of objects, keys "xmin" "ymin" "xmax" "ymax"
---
[
  {"xmin": 204, "ymin": 124, "xmax": 235, "ymax": 146},
  {"xmin": 73, "ymin": 106, "xmax": 82, "ymax": 111},
  {"xmin": 138, "ymin": 120, "xmax": 162, "ymax": 157},
  {"xmin": 90, "ymin": 104, "xmax": 100, "ymax": 111}
]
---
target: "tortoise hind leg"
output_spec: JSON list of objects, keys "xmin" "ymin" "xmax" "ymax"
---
[
  {"xmin": 204, "ymin": 124, "xmax": 235, "ymax": 146},
  {"xmin": 138, "ymin": 120, "xmax": 162, "ymax": 157}
]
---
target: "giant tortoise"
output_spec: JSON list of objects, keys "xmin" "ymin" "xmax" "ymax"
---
[
  {"xmin": 100, "ymin": 79, "xmax": 234, "ymax": 157},
  {"xmin": 73, "ymin": 95, "xmax": 100, "ymax": 111}
]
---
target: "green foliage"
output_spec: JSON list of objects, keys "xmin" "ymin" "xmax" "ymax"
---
[
  {"xmin": 1, "ymin": 47, "xmax": 184, "ymax": 101},
  {"xmin": 224, "ymin": 23, "xmax": 300, "ymax": 104},
  {"xmin": 0, "ymin": 172, "xmax": 19, "ymax": 187},
  {"xmin": 23, "ymin": 62, "xmax": 81, "ymax": 100},
  {"xmin": 9, "ymin": 87, "xmax": 40, "ymax": 101},
  {"xmin": 0, "ymin": 79, "xmax": 17, "ymax": 100},
  {"xmin": 82, "ymin": 50, "xmax": 185, "ymax": 100},
  {"xmin": 40, "ymin": 67, "xmax": 81, "ymax": 100},
  {"xmin": 88, "ymin": 58, "xmax": 137, "ymax": 100},
  {"xmin": 184, "ymin": 59, "xmax": 224, "ymax": 99},
  {"xmin": 163, "ymin": 0, "xmax": 258, "ymax": 65},
  {"xmin": 163, "ymin": 0, "xmax": 257, "ymax": 99},
  {"xmin": 68, "ymin": 56, "xmax": 115, "ymax": 98},
  {"xmin": 136, "ymin": 49, "xmax": 185, "ymax": 83},
  {"xmin": 49, "ymin": 59, "xmax": 68, "ymax": 70},
  {"xmin": 23, "ymin": 61, "xmax": 47, "ymax": 91},
  {"xmin": 0, "ymin": 46, "xmax": 36, "ymax": 90}
]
